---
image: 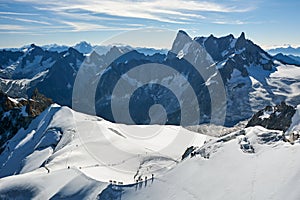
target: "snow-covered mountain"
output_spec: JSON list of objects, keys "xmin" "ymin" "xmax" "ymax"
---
[
  {"xmin": 0, "ymin": 102, "xmax": 208, "ymax": 199},
  {"xmin": 1, "ymin": 29, "xmax": 300, "ymax": 199},
  {"xmin": 41, "ymin": 44, "xmax": 69, "ymax": 53},
  {"xmin": 268, "ymin": 45, "xmax": 300, "ymax": 56},
  {"xmin": 273, "ymin": 53, "xmax": 300, "ymax": 66},
  {"xmin": 90, "ymin": 30, "xmax": 300, "ymax": 126},
  {"xmin": 0, "ymin": 100, "xmax": 299, "ymax": 199},
  {"xmin": 73, "ymin": 41, "xmax": 93, "ymax": 54},
  {"xmin": 1, "ymin": 31, "xmax": 300, "ymax": 127},
  {"xmin": 0, "ymin": 45, "xmax": 85, "ymax": 105}
]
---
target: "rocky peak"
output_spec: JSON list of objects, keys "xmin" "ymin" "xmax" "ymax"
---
[
  {"xmin": 10, "ymin": 44, "xmax": 61, "ymax": 79},
  {"xmin": 178, "ymin": 30, "xmax": 189, "ymax": 36},
  {"xmin": 66, "ymin": 47, "xmax": 83, "ymax": 59},
  {"xmin": 235, "ymin": 32, "xmax": 247, "ymax": 49},
  {"xmin": 246, "ymin": 102, "xmax": 296, "ymax": 132},
  {"xmin": 170, "ymin": 30, "xmax": 192, "ymax": 55},
  {"xmin": 104, "ymin": 46, "xmax": 131, "ymax": 65},
  {"xmin": 74, "ymin": 41, "xmax": 93, "ymax": 54},
  {"xmin": 26, "ymin": 88, "xmax": 53, "ymax": 117},
  {"xmin": 27, "ymin": 44, "xmax": 44, "ymax": 56}
]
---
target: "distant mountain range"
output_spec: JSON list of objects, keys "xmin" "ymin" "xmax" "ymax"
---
[
  {"xmin": 267, "ymin": 45, "xmax": 300, "ymax": 56},
  {"xmin": 267, "ymin": 46, "xmax": 300, "ymax": 66},
  {"xmin": 0, "ymin": 31, "xmax": 300, "ymax": 127},
  {"xmin": 3, "ymin": 41, "xmax": 168, "ymax": 56}
]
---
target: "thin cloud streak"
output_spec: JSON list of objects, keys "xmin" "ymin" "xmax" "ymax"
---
[
  {"xmin": 0, "ymin": 24, "xmax": 27, "ymax": 31},
  {"xmin": 14, "ymin": 0, "xmax": 254, "ymax": 25},
  {"xmin": 0, "ymin": 16, "xmax": 51, "ymax": 25},
  {"xmin": 60, "ymin": 21, "xmax": 146, "ymax": 32},
  {"xmin": 0, "ymin": 11, "xmax": 38, "ymax": 16},
  {"xmin": 1, "ymin": 0, "xmax": 257, "ymax": 33}
]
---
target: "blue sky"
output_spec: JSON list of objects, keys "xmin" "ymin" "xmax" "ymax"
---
[{"xmin": 0, "ymin": 0, "xmax": 299, "ymax": 49}]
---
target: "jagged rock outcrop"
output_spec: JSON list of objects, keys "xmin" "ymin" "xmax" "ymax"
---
[
  {"xmin": 0, "ymin": 89, "xmax": 53, "ymax": 153},
  {"xmin": 246, "ymin": 101, "xmax": 296, "ymax": 132},
  {"xmin": 195, "ymin": 32, "xmax": 274, "ymax": 81},
  {"xmin": 26, "ymin": 88, "xmax": 53, "ymax": 117}
]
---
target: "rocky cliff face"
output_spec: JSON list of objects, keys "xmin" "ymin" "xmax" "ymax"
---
[
  {"xmin": 0, "ymin": 89, "xmax": 52, "ymax": 153},
  {"xmin": 246, "ymin": 101, "xmax": 296, "ymax": 132}
]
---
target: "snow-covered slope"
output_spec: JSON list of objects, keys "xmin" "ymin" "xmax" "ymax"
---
[
  {"xmin": 121, "ymin": 126, "xmax": 300, "ymax": 200},
  {"xmin": 0, "ymin": 104, "xmax": 207, "ymax": 198},
  {"xmin": 1, "ymin": 103, "xmax": 300, "ymax": 199},
  {"xmin": 0, "ymin": 168, "xmax": 107, "ymax": 199}
]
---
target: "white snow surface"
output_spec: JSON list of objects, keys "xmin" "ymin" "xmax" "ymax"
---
[
  {"xmin": 122, "ymin": 126, "xmax": 300, "ymax": 200},
  {"xmin": 288, "ymin": 105, "xmax": 300, "ymax": 133},
  {"xmin": 1, "ymin": 105, "xmax": 300, "ymax": 199},
  {"xmin": 0, "ymin": 104, "xmax": 207, "ymax": 198}
]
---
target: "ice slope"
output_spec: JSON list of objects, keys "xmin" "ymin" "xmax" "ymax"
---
[
  {"xmin": 0, "ymin": 104, "xmax": 207, "ymax": 198},
  {"xmin": 122, "ymin": 126, "xmax": 300, "ymax": 200}
]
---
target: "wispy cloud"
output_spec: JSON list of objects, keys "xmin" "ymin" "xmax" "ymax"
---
[
  {"xmin": 212, "ymin": 20, "xmax": 247, "ymax": 25},
  {"xmin": 0, "ymin": 11, "xmax": 38, "ymax": 16},
  {"xmin": 61, "ymin": 21, "xmax": 109, "ymax": 32},
  {"xmin": 13, "ymin": 0, "xmax": 255, "ymax": 25},
  {"xmin": 1, "ymin": 0, "xmax": 257, "ymax": 34},
  {"xmin": 0, "ymin": 24, "xmax": 27, "ymax": 31},
  {"xmin": 0, "ymin": 16, "xmax": 51, "ymax": 25},
  {"xmin": 61, "ymin": 21, "xmax": 146, "ymax": 32}
]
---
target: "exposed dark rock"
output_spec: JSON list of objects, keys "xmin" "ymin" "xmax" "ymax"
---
[
  {"xmin": 246, "ymin": 102, "xmax": 296, "ymax": 132},
  {"xmin": 26, "ymin": 88, "xmax": 53, "ymax": 117},
  {"xmin": 238, "ymin": 136, "xmax": 255, "ymax": 153},
  {"xmin": 257, "ymin": 132, "xmax": 283, "ymax": 144},
  {"xmin": 0, "ymin": 89, "xmax": 53, "ymax": 154},
  {"xmin": 196, "ymin": 32, "xmax": 273, "ymax": 81},
  {"xmin": 181, "ymin": 146, "xmax": 196, "ymax": 160}
]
